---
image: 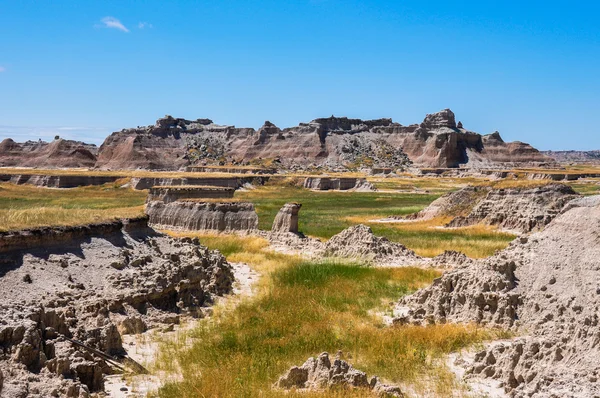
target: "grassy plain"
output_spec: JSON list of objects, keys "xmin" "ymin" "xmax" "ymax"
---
[
  {"xmin": 155, "ymin": 234, "xmax": 500, "ymax": 398},
  {"xmin": 0, "ymin": 182, "xmax": 146, "ymax": 231},
  {"xmin": 236, "ymin": 185, "xmax": 515, "ymax": 258}
]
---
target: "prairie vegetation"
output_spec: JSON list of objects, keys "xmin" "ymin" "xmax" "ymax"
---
[
  {"xmin": 154, "ymin": 234, "xmax": 501, "ymax": 398},
  {"xmin": 0, "ymin": 182, "xmax": 146, "ymax": 231},
  {"xmin": 236, "ymin": 185, "xmax": 515, "ymax": 258}
]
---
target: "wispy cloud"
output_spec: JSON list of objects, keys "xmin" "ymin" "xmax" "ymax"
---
[
  {"xmin": 138, "ymin": 22, "xmax": 153, "ymax": 29},
  {"xmin": 100, "ymin": 16, "xmax": 129, "ymax": 32},
  {"xmin": 0, "ymin": 66, "xmax": 5, "ymax": 73}
]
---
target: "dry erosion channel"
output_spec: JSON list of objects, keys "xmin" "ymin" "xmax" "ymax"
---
[{"xmin": 1, "ymin": 110, "xmax": 600, "ymax": 397}]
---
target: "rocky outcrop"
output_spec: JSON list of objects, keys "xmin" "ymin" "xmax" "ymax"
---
[
  {"xmin": 274, "ymin": 352, "xmax": 403, "ymax": 397},
  {"xmin": 401, "ymin": 184, "xmax": 579, "ymax": 234},
  {"xmin": 394, "ymin": 196, "xmax": 600, "ymax": 397},
  {"xmin": 403, "ymin": 186, "xmax": 490, "ymax": 221},
  {"xmin": 0, "ymin": 217, "xmax": 233, "ymax": 397},
  {"xmin": 146, "ymin": 201, "xmax": 259, "ymax": 232},
  {"xmin": 272, "ymin": 203, "xmax": 301, "ymax": 233},
  {"xmin": 447, "ymin": 184, "xmax": 579, "ymax": 233},
  {"xmin": 130, "ymin": 176, "xmax": 268, "ymax": 190},
  {"xmin": 0, "ymin": 174, "xmax": 122, "ymax": 188},
  {"xmin": 0, "ymin": 138, "xmax": 98, "ymax": 168},
  {"xmin": 93, "ymin": 110, "xmax": 551, "ymax": 171},
  {"xmin": 147, "ymin": 186, "xmax": 235, "ymax": 203},
  {"xmin": 303, "ymin": 177, "xmax": 375, "ymax": 191},
  {"xmin": 324, "ymin": 225, "xmax": 421, "ymax": 267}
]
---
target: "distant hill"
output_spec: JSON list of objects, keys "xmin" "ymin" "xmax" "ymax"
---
[{"xmin": 542, "ymin": 150, "xmax": 600, "ymax": 164}]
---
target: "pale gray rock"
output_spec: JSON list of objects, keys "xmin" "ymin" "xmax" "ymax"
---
[
  {"xmin": 274, "ymin": 352, "xmax": 402, "ymax": 396},
  {"xmin": 395, "ymin": 202, "xmax": 600, "ymax": 397},
  {"xmin": 146, "ymin": 200, "xmax": 259, "ymax": 232},
  {"xmin": 272, "ymin": 203, "xmax": 301, "ymax": 233}
]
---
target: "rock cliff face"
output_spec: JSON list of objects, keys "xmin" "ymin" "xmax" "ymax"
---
[
  {"xmin": 0, "ymin": 217, "xmax": 233, "ymax": 397},
  {"xmin": 0, "ymin": 174, "xmax": 121, "ymax": 188},
  {"xmin": 394, "ymin": 196, "xmax": 600, "ymax": 397},
  {"xmin": 147, "ymin": 186, "xmax": 235, "ymax": 203},
  {"xmin": 146, "ymin": 201, "xmax": 259, "ymax": 232},
  {"xmin": 0, "ymin": 138, "xmax": 98, "ymax": 168},
  {"xmin": 94, "ymin": 110, "xmax": 551, "ymax": 171},
  {"xmin": 303, "ymin": 177, "xmax": 375, "ymax": 191}
]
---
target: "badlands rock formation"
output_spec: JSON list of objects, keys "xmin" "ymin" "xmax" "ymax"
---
[
  {"xmin": 146, "ymin": 201, "xmax": 259, "ymax": 232},
  {"xmin": 0, "ymin": 174, "xmax": 121, "ymax": 188},
  {"xmin": 93, "ymin": 110, "xmax": 550, "ymax": 171},
  {"xmin": 271, "ymin": 203, "xmax": 301, "ymax": 233},
  {"xmin": 403, "ymin": 184, "xmax": 579, "ymax": 234},
  {"xmin": 0, "ymin": 217, "xmax": 233, "ymax": 397},
  {"xmin": 275, "ymin": 352, "xmax": 403, "ymax": 397},
  {"xmin": 394, "ymin": 196, "xmax": 600, "ymax": 397},
  {"xmin": 303, "ymin": 177, "xmax": 375, "ymax": 191},
  {"xmin": 147, "ymin": 186, "xmax": 235, "ymax": 203},
  {"xmin": 447, "ymin": 184, "xmax": 579, "ymax": 233},
  {"xmin": 0, "ymin": 138, "xmax": 98, "ymax": 168},
  {"xmin": 324, "ymin": 225, "xmax": 421, "ymax": 266}
]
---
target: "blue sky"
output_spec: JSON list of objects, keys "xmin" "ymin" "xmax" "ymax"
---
[{"xmin": 0, "ymin": 1, "xmax": 599, "ymax": 149}]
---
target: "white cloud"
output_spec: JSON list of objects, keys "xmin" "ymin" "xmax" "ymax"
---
[
  {"xmin": 100, "ymin": 16, "xmax": 129, "ymax": 32},
  {"xmin": 138, "ymin": 22, "xmax": 153, "ymax": 29}
]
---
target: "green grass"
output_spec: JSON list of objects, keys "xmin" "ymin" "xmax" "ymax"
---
[
  {"xmin": 155, "ymin": 237, "xmax": 498, "ymax": 397},
  {"xmin": 236, "ymin": 185, "xmax": 515, "ymax": 258}
]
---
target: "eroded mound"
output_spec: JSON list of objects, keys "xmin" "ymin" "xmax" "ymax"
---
[
  {"xmin": 0, "ymin": 218, "xmax": 234, "ymax": 397},
  {"xmin": 275, "ymin": 352, "xmax": 403, "ymax": 397},
  {"xmin": 324, "ymin": 225, "xmax": 421, "ymax": 267},
  {"xmin": 447, "ymin": 184, "xmax": 579, "ymax": 233},
  {"xmin": 395, "ymin": 196, "xmax": 600, "ymax": 397}
]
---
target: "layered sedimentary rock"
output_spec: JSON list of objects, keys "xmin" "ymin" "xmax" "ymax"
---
[
  {"xmin": 146, "ymin": 201, "xmax": 259, "ymax": 232},
  {"xmin": 271, "ymin": 203, "xmax": 301, "ymax": 233},
  {"xmin": 0, "ymin": 138, "xmax": 98, "ymax": 168},
  {"xmin": 303, "ymin": 177, "xmax": 375, "ymax": 191},
  {"xmin": 0, "ymin": 217, "xmax": 233, "ymax": 397},
  {"xmin": 147, "ymin": 186, "xmax": 235, "ymax": 203},
  {"xmin": 394, "ymin": 196, "xmax": 600, "ymax": 397},
  {"xmin": 94, "ymin": 110, "xmax": 550, "ymax": 171},
  {"xmin": 130, "ymin": 176, "xmax": 268, "ymax": 190},
  {"xmin": 447, "ymin": 184, "xmax": 579, "ymax": 233},
  {"xmin": 0, "ymin": 174, "xmax": 121, "ymax": 188}
]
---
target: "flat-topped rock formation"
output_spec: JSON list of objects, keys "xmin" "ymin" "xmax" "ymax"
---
[
  {"xmin": 146, "ymin": 201, "xmax": 259, "ymax": 232},
  {"xmin": 147, "ymin": 186, "xmax": 235, "ymax": 203},
  {"xmin": 0, "ymin": 138, "xmax": 98, "ymax": 168},
  {"xmin": 186, "ymin": 165, "xmax": 277, "ymax": 174},
  {"xmin": 0, "ymin": 173, "xmax": 122, "ymax": 188},
  {"xmin": 394, "ymin": 195, "xmax": 600, "ymax": 397},
  {"xmin": 0, "ymin": 217, "xmax": 233, "ymax": 396},
  {"xmin": 92, "ymin": 110, "xmax": 551, "ymax": 171},
  {"xmin": 303, "ymin": 177, "xmax": 375, "ymax": 191},
  {"xmin": 130, "ymin": 175, "xmax": 268, "ymax": 190}
]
